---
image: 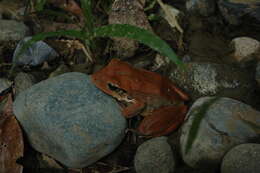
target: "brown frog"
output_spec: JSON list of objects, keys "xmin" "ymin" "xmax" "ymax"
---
[{"xmin": 91, "ymin": 58, "xmax": 189, "ymax": 136}]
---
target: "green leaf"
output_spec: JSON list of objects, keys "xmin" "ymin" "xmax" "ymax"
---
[
  {"xmin": 185, "ymin": 97, "xmax": 220, "ymax": 154},
  {"xmin": 9, "ymin": 30, "xmax": 84, "ymax": 77},
  {"xmin": 144, "ymin": 0, "xmax": 157, "ymax": 11},
  {"xmin": 81, "ymin": 0, "xmax": 94, "ymax": 34},
  {"xmin": 35, "ymin": 0, "xmax": 47, "ymax": 12},
  {"xmin": 93, "ymin": 24, "xmax": 183, "ymax": 66}
]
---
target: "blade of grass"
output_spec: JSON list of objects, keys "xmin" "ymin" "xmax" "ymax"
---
[
  {"xmin": 35, "ymin": 0, "xmax": 47, "ymax": 12},
  {"xmin": 80, "ymin": 0, "xmax": 94, "ymax": 34},
  {"xmin": 185, "ymin": 97, "xmax": 220, "ymax": 154},
  {"xmin": 93, "ymin": 24, "xmax": 184, "ymax": 67}
]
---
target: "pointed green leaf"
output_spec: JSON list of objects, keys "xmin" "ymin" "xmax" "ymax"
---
[
  {"xmin": 80, "ymin": 0, "xmax": 94, "ymax": 34},
  {"xmin": 93, "ymin": 24, "xmax": 183, "ymax": 66},
  {"xmin": 185, "ymin": 97, "xmax": 220, "ymax": 154}
]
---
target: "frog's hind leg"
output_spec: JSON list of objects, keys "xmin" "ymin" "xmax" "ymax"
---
[
  {"xmin": 121, "ymin": 100, "xmax": 145, "ymax": 118},
  {"xmin": 138, "ymin": 105, "xmax": 188, "ymax": 137}
]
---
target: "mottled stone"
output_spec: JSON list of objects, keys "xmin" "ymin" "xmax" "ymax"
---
[
  {"xmin": 109, "ymin": 0, "xmax": 152, "ymax": 58},
  {"xmin": 221, "ymin": 143, "xmax": 260, "ymax": 173},
  {"xmin": 0, "ymin": 20, "xmax": 28, "ymax": 41},
  {"xmin": 180, "ymin": 97, "xmax": 260, "ymax": 170},
  {"xmin": 13, "ymin": 72, "xmax": 126, "ymax": 168},
  {"xmin": 170, "ymin": 62, "xmax": 255, "ymax": 104},
  {"xmin": 134, "ymin": 137, "xmax": 175, "ymax": 173}
]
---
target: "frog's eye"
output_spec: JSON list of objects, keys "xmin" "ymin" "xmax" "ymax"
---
[
  {"xmin": 108, "ymin": 83, "xmax": 127, "ymax": 94},
  {"xmin": 107, "ymin": 83, "xmax": 118, "ymax": 91}
]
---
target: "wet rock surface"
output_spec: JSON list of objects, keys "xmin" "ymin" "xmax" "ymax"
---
[
  {"xmin": 134, "ymin": 137, "xmax": 175, "ymax": 173},
  {"xmin": 169, "ymin": 62, "xmax": 256, "ymax": 104},
  {"xmin": 13, "ymin": 72, "xmax": 127, "ymax": 168},
  {"xmin": 180, "ymin": 97, "xmax": 260, "ymax": 169},
  {"xmin": 221, "ymin": 143, "xmax": 260, "ymax": 173}
]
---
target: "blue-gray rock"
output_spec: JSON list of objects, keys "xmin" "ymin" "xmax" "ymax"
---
[
  {"xmin": 221, "ymin": 143, "xmax": 260, "ymax": 173},
  {"xmin": 180, "ymin": 97, "xmax": 260, "ymax": 170},
  {"xmin": 186, "ymin": 0, "xmax": 216, "ymax": 16},
  {"xmin": 14, "ymin": 72, "xmax": 36, "ymax": 98},
  {"xmin": 134, "ymin": 137, "xmax": 175, "ymax": 173},
  {"xmin": 12, "ymin": 37, "xmax": 58, "ymax": 66},
  {"xmin": 0, "ymin": 20, "xmax": 29, "ymax": 41},
  {"xmin": 169, "ymin": 62, "xmax": 255, "ymax": 104},
  {"xmin": 13, "ymin": 72, "xmax": 127, "ymax": 168}
]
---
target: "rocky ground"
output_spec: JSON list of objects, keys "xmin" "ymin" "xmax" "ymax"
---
[{"xmin": 0, "ymin": 0, "xmax": 260, "ymax": 173}]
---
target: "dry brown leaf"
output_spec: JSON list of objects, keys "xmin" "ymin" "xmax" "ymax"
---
[
  {"xmin": 0, "ymin": 92, "xmax": 24, "ymax": 172},
  {"xmin": 157, "ymin": 0, "xmax": 183, "ymax": 33},
  {"xmin": 0, "ymin": 114, "xmax": 24, "ymax": 173}
]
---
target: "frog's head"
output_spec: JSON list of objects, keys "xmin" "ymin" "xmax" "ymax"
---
[{"xmin": 91, "ymin": 58, "xmax": 129, "ymax": 98}]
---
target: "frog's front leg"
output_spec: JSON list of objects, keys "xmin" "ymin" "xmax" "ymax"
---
[
  {"xmin": 121, "ymin": 99, "xmax": 145, "ymax": 118},
  {"xmin": 137, "ymin": 104, "xmax": 187, "ymax": 137}
]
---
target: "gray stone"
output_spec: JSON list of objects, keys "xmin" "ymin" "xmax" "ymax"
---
[
  {"xmin": 230, "ymin": 37, "xmax": 260, "ymax": 63},
  {"xmin": 109, "ymin": 0, "xmax": 153, "ymax": 58},
  {"xmin": 134, "ymin": 137, "xmax": 175, "ymax": 173},
  {"xmin": 221, "ymin": 143, "xmax": 260, "ymax": 173},
  {"xmin": 0, "ymin": 20, "xmax": 29, "ymax": 41},
  {"xmin": 13, "ymin": 72, "xmax": 127, "ymax": 168},
  {"xmin": 12, "ymin": 37, "xmax": 58, "ymax": 66},
  {"xmin": 186, "ymin": 0, "xmax": 216, "ymax": 16},
  {"xmin": 169, "ymin": 62, "xmax": 255, "ymax": 104},
  {"xmin": 180, "ymin": 97, "xmax": 260, "ymax": 170},
  {"xmin": 14, "ymin": 72, "xmax": 36, "ymax": 97}
]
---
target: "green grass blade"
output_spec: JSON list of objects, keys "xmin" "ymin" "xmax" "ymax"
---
[
  {"xmin": 35, "ymin": 0, "xmax": 47, "ymax": 12},
  {"xmin": 9, "ymin": 30, "xmax": 84, "ymax": 77},
  {"xmin": 185, "ymin": 97, "xmax": 220, "ymax": 154},
  {"xmin": 80, "ymin": 0, "xmax": 94, "ymax": 34},
  {"xmin": 93, "ymin": 24, "xmax": 183, "ymax": 66}
]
